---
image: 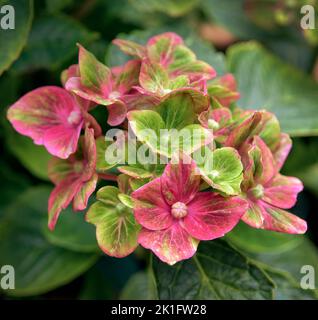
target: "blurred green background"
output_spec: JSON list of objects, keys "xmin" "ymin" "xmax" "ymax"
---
[{"xmin": 1, "ymin": 0, "xmax": 318, "ymax": 299}]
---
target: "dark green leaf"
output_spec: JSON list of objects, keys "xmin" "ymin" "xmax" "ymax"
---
[
  {"xmin": 0, "ymin": 0, "xmax": 33, "ymax": 75},
  {"xmin": 131, "ymin": 0, "xmax": 199, "ymax": 17},
  {"xmin": 12, "ymin": 14, "xmax": 98, "ymax": 73},
  {"xmin": 264, "ymin": 268, "xmax": 317, "ymax": 300},
  {"xmin": 228, "ymin": 42, "xmax": 318, "ymax": 136},
  {"xmin": 0, "ymin": 186, "xmax": 98, "ymax": 297},
  {"xmin": 252, "ymin": 237, "xmax": 318, "ymax": 287},
  {"xmin": 120, "ymin": 271, "xmax": 156, "ymax": 300},
  {"xmin": 5, "ymin": 129, "xmax": 51, "ymax": 180},
  {"xmin": 43, "ymin": 208, "xmax": 99, "ymax": 253},
  {"xmin": 227, "ymin": 222, "xmax": 303, "ymax": 254},
  {"xmin": 153, "ymin": 240, "xmax": 274, "ymax": 299}
]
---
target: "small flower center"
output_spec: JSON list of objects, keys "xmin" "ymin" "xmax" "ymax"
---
[
  {"xmin": 208, "ymin": 119, "xmax": 220, "ymax": 130},
  {"xmin": 171, "ymin": 202, "xmax": 188, "ymax": 219},
  {"xmin": 209, "ymin": 170, "xmax": 219, "ymax": 179},
  {"xmin": 250, "ymin": 184, "xmax": 264, "ymax": 199},
  {"xmin": 67, "ymin": 110, "xmax": 81, "ymax": 126},
  {"xmin": 109, "ymin": 91, "xmax": 121, "ymax": 100},
  {"xmin": 162, "ymin": 88, "xmax": 172, "ymax": 95},
  {"xmin": 73, "ymin": 161, "xmax": 84, "ymax": 173}
]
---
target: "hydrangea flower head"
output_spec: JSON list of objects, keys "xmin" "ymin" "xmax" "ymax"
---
[{"xmin": 6, "ymin": 32, "xmax": 307, "ymax": 265}]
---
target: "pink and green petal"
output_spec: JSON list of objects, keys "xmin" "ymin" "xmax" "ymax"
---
[
  {"xmin": 249, "ymin": 136, "xmax": 275, "ymax": 186},
  {"xmin": 208, "ymin": 73, "xmax": 240, "ymax": 107},
  {"xmin": 259, "ymin": 202, "xmax": 307, "ymax": 234},
  {"xmin": 43, "ymin": 124, "xmax": 83, "ymax": 159},
  {"xmin": 48, "ymin": 157, "xmax": 74, "ymax": 185},
  {"xmin": 7, "ymin": 86, "xmax": 84, "ymax": 159},
  {"xmin": 257, "ymin": 111, "xmax": 281, "ymax": 151},
  {"xmin": 167, "ymin": 45, "xmax": 215, "ymax": 80},
  {"xmin": 86, "ymin": 186, "xmax": 140, "ymax": 257},
  {"xmin": 263, "ymin": 174, "xmax": 303, "ymax": 209},
  {"xmin": 184, "ymin": 193, "xmax": 248, "ymax": 240},
  {"xmin": 139, "ymin": 59, "xmax": 170, "ymax": 95},
  {"xmin": 65, "ymin": 76, "xmax": 114, "ymax": 106},
  {"xmin": 273, "ymin": 133, "xmax": 292, "ymax": 172},
  {"xmin": 225, "ymin": 111, "xmax": 262, "ymax": 148},
  {"xmin": 146, "ymin": 32, "xmax": 184, "ymax": 66},
  {"xmin": 106, "ymin": 101, "xmax": 127, "ymax": 126},
  {"xmin": 112, "ymin": 38, "xmax": 146, "ymax": 58},
  {"xmin": 48, "ymin": 178, "xmax": 81, "ymax": 230},
  {"xmin": 161, "ymin": 157, "xmax": 201, "ymax": 205},
  {"xmin": 78, "ymin": 44, "xmax": 112, "ymax": 93},
  {"xmin": 138, "ymin": 223, "xmax": 199, "ymax": 265},
  {"xmin": 114, "ymin": 59, "xmax": 140, "ymax": 93},
  {"xmin": 241, "ymin": 201, "xmax": 265, "ymax": 229},
  {"xmin": 61, "ymin": 64, "xmax": 79, "ymax": 86},
  {"xmin": 73, "ymin": 173, "xmax": 98, "ymax": 211},
  {"xmin": 132, "ymin": 178, "xmax": 173, "ymax": 230},
  {"xmin": 240, "ymin": 142, "xmax": 262, "ymax": 190},
  {"xmin": 81, "ymin": 127, "xmax": 97, "ymax": 179},
  {"xmin": 65, "ymin": 45, "xmax": 122, "ymax": 106}
]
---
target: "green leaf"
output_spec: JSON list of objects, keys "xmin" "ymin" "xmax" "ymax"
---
[
  {"xmin": 120, "ymin": 271, "xmax": 156, "ymax": 300},
  {"xmin": 45, "ymin": 0, "xmax": 74, "ymax": 13},
  {"xmin": 195, "ymin": 147, "xmax": 243, "ymax": 195},
  {"xmin": 263, "ymin": 267, "xmax": 317, "ymax": 300},
  {"xmin": 0, "ymin": 187, "xmax": 98, "ymax": 297},
  {"xmin": 12, "ymin": 14, "xmax": 98, "ymax": 73},
  {"xmin": 201, "ymin": 0, "xmax": 272, "ymax": 40},
  {"xmin": 86, "ymin": 186, "xmax": 140, "ymax": 258},
  {"xmin": 228, "ymin": 42, "xmax": 318, "ymax": 136},
  {"xmin": 79, "ymin": 256, "xmax": 141, "ymax": 299},
  {"xmin": 0, "ymin": 0, "xmax": 33, "ymax": 76},
  {"xmin": 227, "ymin": 221, "xmax": 303, "ymax": 254},
  {"xmin": 131, "ymin": 0, "xmax": 199, "ymax": 17},
  {"xmin": 252, "ymin": 237, "xmax": 318, "ymax": 288},
  {"xmin": 0, "ymin": 157, "xmax": 31, "ymax": 218},
  {"xmin": 282, "ymin": 138, "xmax": 318, "ymax": 196},
  {"xmin": 43, "ymin": 208, "xmax": 99, "ymax": 253},
  {"xmin": 232, "ymin": 232, "xmax": 318, "ymax": 298},
  {"xmin": 153, "ymin": 240, "xmax": 274, "ymax": 299},
  {"xmin": 298, "ymin": 163, "xmax": 318, "ymax": 197},
  {"xmin": 5, "ymin": 129, "xmax": 51, "ymax": 180}
]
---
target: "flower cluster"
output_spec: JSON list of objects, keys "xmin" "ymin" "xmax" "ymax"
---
[{"xmin": 7, "ymin": 32, "xmax": 306, "ymax": 265}]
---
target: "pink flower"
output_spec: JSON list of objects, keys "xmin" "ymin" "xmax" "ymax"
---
[
  {"xmin": 240, "ymin": 136, "xmax": 307, "ymax": 234},
  {"xmin": 114, "ymin": 32, "xmax": 216, "ymax": 98},
  {"xmin": 7, "ymin": 86, "xmax": 89, "ymax": 159},
  {"xmin": 48, "ymin": 127, "xmax": 98, "ymax": 230},
  {"xmin": 65, "ymin": 45, "xmax": 141, "ymax": 126},
  {"xmin": 131, "ymin": 157, "xmax": 248, "ymax": 265},
  {"xmin": 210, "ymin": 73, "xmax": 240, "ymax": 107},
  {"xmin": 198, "ymin": 107, "xmax": 232, "ymax": 143}
]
